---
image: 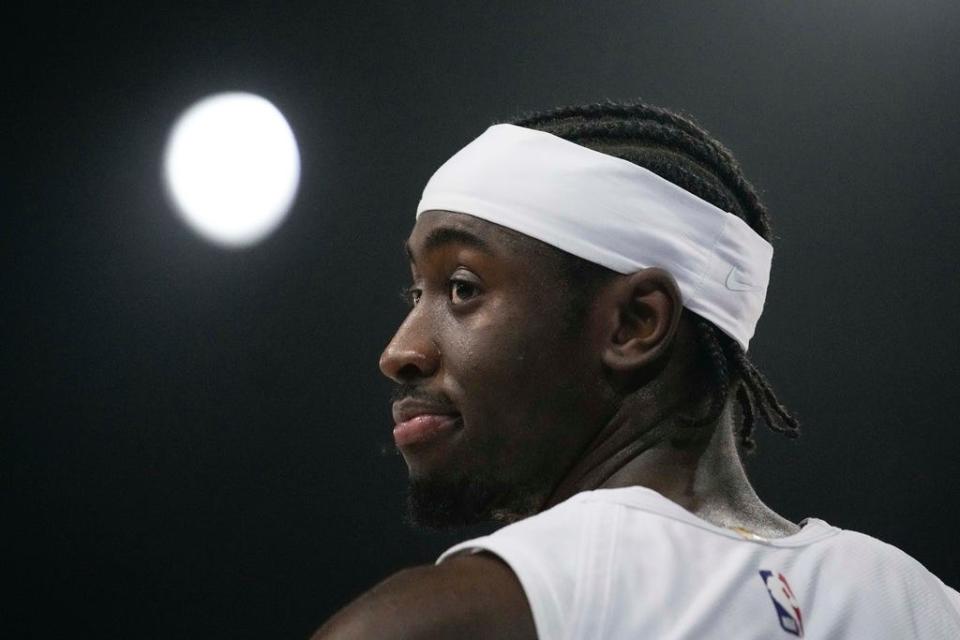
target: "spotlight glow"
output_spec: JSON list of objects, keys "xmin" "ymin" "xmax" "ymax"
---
[{"xmin": 163, "ymin": 92, "xmax": 300, "ymax": 247}]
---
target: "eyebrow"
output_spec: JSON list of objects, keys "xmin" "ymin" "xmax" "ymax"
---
[{"xmin": 404, "ymin": 226, "xmax": 496, "ymax": 264}]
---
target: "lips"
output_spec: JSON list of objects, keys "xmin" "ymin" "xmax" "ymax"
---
[
  {"xmin": 391, "ymin": 399, "xmax": 461, "ymax": 448},
  {"xmin": 393, "ymin": 413, "xmax": 461, "ymax": 447}
]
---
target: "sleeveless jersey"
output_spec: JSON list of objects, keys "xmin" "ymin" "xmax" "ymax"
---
[{"xmin": 437, "ymin": 487, "xmax": 960, "ymax": 639}]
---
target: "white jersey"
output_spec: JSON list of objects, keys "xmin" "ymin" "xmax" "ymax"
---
[{"xmin": 437, "ymin": 487, "xmax": 960, "ymax": 639}]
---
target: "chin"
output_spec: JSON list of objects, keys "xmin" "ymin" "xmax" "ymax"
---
[
  {"xmin": 404, "ymin": 471, "xmax": 546, "ymax": 530},
  {"xmin": 404, "ymin": 473, "xmax": 497, "ymax": 529}
]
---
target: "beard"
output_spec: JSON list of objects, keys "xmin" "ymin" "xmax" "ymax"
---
[{"xmin": 404, "ymin": 468, "xmax": 547, "ymax": 530}]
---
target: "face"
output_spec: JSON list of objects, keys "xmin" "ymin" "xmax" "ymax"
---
[{"xmin": 379, "ymin": 211, "xmax": 611, "ymax": 527}]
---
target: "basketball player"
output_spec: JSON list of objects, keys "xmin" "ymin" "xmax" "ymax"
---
[{"xmin": 312, "ymin": 102, "xmax": 960, "ymax": 638}]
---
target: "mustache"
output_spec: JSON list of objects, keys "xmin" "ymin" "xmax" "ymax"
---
[{"xmin": 390, "ymin": 383, "xmax": 457, "ymax": 411}]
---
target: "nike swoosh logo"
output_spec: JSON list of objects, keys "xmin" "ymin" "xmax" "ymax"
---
[{"xmin": 725, "ymin": 267, "xmax": 758, "ymax": 292}]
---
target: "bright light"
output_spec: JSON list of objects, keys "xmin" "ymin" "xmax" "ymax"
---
[{"xmin": 163, "ymin": 92, "xmax": 300, "ymax": 248}]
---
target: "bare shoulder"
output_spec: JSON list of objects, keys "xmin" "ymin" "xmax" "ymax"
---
[{"xmin": 311, "ymin": 553, "xmax": 536, "ymax": 640}]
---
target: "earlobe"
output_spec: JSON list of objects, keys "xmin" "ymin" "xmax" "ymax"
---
[{"xmin": 602, "ymin": 268, "xmax": 682, "ymax": 374}]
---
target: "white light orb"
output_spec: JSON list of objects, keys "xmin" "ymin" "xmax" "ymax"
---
[{"xmin": 163, "ymin": 92, "xmax": 300, "ymax": 248}]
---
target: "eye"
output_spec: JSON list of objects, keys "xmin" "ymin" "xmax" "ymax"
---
[
  {"xmin": 449, "ymin": 278, "xmax": 481, "ymax": 304},
  {"xmin": 400, "ymin": 285, "xmax": 422, "ymax": 307}
]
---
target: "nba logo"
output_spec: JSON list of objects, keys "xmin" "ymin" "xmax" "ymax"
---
[{"xmin": 759, "ymin": 569, "xmax": 804, "ymax": 637}]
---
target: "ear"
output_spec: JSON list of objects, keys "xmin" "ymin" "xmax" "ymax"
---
[{"xmin": 600, "ymin": 267, "xmax": 683, "ymax": 374}]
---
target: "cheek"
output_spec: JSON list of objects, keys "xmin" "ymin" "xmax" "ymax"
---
[
  {"xmin": 448, "ymin": 301, "xmax": 590, "ymax": 439},
  {"xmin": 449, "ymin": 300, "xmax": 543, "ymax": 386}
]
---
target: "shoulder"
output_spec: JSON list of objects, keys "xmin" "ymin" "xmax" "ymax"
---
[
  {"xmin": 823, "ymin": 529, "xmax": 960, "ymax": 597},
  {"xmin": 828, "ymin": 528, "xmax": 935, "ymax": 568},
  {"xmin": 311, "ymin": 553, "xmax": 536, "ymax": 640}
]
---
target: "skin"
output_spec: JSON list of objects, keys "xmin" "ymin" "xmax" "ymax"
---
[{"xmin": 312, "ymin": 210, "xmax": 798, "ymax": 640}]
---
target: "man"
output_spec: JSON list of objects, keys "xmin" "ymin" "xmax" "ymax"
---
[{"xmin": 313, "ymin": 102, "xmax": 960, "ymax": 638}]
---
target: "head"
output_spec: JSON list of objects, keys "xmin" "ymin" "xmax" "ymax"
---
[{"xmin": 380, "ymin": 101, "xmax": 799, "ymax": 528}]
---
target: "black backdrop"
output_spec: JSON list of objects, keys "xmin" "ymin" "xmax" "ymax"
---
[{"xmin": 4, "ymin": 2, "xmax": 960, "ymax": 638}]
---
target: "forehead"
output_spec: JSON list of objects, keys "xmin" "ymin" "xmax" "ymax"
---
[{"xmin": 405, "ymin": 210, "xmax": 535, "ymax": 262}]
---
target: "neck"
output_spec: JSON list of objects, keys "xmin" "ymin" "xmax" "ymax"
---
[{"xmin": 545, "ymin": 389, "xmax": 799, "ymax": 538}]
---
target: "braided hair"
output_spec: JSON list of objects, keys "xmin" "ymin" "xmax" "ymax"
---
[{"xmin": 508, "ymin": 101, "xmax": 799, "ymax": 452}]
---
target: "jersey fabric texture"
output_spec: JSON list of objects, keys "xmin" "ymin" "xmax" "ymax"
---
[{"xmin": 436, "ymin": 487, "xmax": 960, "ymax": 639}]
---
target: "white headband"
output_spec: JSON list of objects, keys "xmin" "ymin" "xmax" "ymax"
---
[{"xmin": 415, "ymin": 124, "xmax": 773, "ymax": 351}]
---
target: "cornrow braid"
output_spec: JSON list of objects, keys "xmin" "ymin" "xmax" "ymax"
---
[
  {"xmin": 736, "ymin": 385, "xmax": 757, "ymax": 453},
  {"xmin": 507, "ymin": 100, "xmax": 798, "ymax": 451},
  {"xmin": 512, "ymin": 102, "xmax": 772, "ymax": 238}
]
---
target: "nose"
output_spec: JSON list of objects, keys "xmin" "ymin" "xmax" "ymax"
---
[{"xmin": 379, "ymin": 310, "xmax": 440, "ymax": 383}]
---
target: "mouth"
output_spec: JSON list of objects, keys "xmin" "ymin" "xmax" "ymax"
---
[{"xmin": 392, "ymin": 413, "xmax": 462, "ymax": 448}]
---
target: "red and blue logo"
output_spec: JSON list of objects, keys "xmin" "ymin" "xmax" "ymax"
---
[{"xmin": 759, "ymin": 570, "xmax": 804, "ymax": 637}]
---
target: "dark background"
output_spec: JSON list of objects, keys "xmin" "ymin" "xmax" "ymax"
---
[{"xmin": 4, "ymin": 2, "xmax": 959, "ymax": 638}]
